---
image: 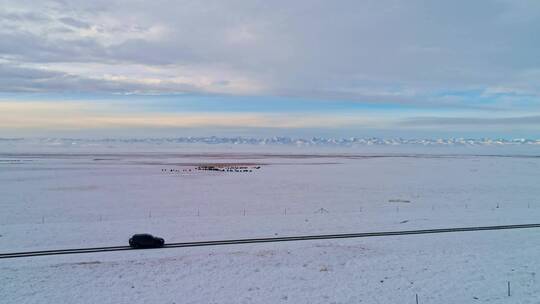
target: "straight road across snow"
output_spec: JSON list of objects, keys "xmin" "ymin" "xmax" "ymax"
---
[{"xmin": 2, "ymin": 223, "xmax": 540, "ymax": 259}]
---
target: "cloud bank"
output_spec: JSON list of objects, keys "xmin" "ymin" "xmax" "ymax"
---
[{"xmin": 0, "ymin": 0, "xmax": 539, "ymax": 107}]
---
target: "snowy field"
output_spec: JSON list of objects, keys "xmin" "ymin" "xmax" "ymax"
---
[{"xmin": 2, "ymin": 146, "xmax": 540, "ymax": 303}]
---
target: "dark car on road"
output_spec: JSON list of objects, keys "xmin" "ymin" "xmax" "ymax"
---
[{"xmin": 129, "ymin": 234, "xmax": 165, "ymax": 249}]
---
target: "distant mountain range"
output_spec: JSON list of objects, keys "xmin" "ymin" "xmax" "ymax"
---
[{"xmin": 1, "ymin": 137, "xmax": 539, "ymax": 147}]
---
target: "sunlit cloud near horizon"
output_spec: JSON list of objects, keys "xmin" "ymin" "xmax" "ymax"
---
[{"xmin": 1, "ymin": 1, "xmax": 540, "ymax": 138}]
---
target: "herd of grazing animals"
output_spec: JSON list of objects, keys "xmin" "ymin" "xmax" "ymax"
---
[{"xmin": 161, "ymin": 165, "xmax": 261, "ymax": 174}]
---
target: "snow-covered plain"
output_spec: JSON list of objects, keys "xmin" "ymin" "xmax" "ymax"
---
[{"xmin": 1, "ymin": 144, "xmax": 540, "ymax": 303}]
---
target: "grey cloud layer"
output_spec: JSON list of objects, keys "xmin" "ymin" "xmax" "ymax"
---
[
  {"xmin": 402, "ymin": 116, "xmax": 540, "ymax": 127},
  {"xmin": 0, "ymin": 63, "xmax": 203, "ymax": 93},
  {"xmin": 1, "ymin": 0, "xmax": 540, "ymax": 106}
]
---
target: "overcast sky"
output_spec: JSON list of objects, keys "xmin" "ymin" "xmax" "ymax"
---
[{"xmin": 1, "ymin": 0, "xmax": 539, "ymax": 138}]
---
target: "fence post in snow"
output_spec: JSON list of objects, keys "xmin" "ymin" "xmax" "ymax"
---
[
  {"xmin": 508, "ymin": 281, "xmax": 511, "ymax": 297},
  {"xmin": 41, "ymin": 216, "xmax": 44, "ymax": 224},
  {"xmin": 415, "ymin": 293, "xmax": 419, "ymax": 304},
  {"xmin": 284, "ymin": 208, "xmax": 287, "ymax": 215},
  {"xmin": 243, "ymin": 209, "xmax": 246, "ymax": 216},
  {"xmin": 197, "ymin": 208, "xmax": 200, "ymax": 217}
]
